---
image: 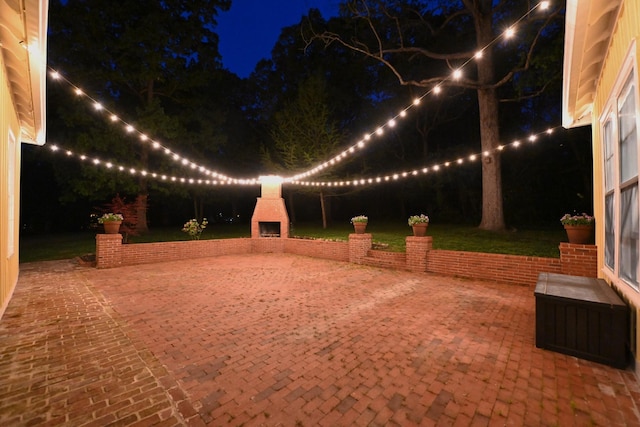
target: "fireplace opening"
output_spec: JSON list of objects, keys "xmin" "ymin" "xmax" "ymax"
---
[{"xmin": 259, "ymin": 222, "xmax": 281, "ymax": 238}]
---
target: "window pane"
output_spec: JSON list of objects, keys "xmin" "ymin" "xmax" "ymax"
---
[
  {"xmin": 619, "ymin": 75, "xmax": 638, "ymax": 183},
  {"xmin": 605, "ymin": 193, "xmax": 615, "ymax": 269},
  {"xmin": 619, "ymin": 185, "xmax": 639, "ymax": 287},
  {"xmin": 604, "ymin": 120, "xmax": 615, "ymax": 191}
]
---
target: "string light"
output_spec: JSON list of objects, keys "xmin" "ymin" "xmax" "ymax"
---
[
  {"xmin": 282, "ymin": 1, "xmax": 552, "ymax": 182},
  {"xmin": 45, "ymin": 141, "xmax": 258, "ymax": 187},
  {"xmin": 48, "ymin": 68, "xmax": 235, "ymax": 182},
  {"xmin": 43, "ymin": 124, "xmax": 561, "ymax": 191},
  {"xmin": 288, "ymin": 125, "xmax": 562, "ymax": 188},
  {"xmin": 46, "ymin": 1, "xmax": 552, "ymax": 186},
  {"xmin": 504, "ymin": 27, "xmax": 516, "ymax": 39}
]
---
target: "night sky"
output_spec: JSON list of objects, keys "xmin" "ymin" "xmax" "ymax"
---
[{"xmin": 217, "ymin": 0, "xmax": 340, "ymax": 78}]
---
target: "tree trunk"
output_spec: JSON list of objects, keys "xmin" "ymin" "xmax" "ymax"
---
[
  {"xmin": 287, "ymin": 190, "xmax": 296, "ymax": 223},
  {"xmin": 193, "ymin": 196, "xmax": 203, "ymax": 222},
  {"xmin": 320, "ymin": 189, "xmax": 328, "ymax": 229},
  {"xmin": 475, "ymin": 2, "xmax": 505, "ymax": 231},
  {"xmin": 136, "ymin": 144, "xmax": 150, "ymax": 233},
  {"xmin": 135, "ymin": 79, "xmax": 157, "ymax": 234},
  {"xmin": 136, "ymin": 190, "xmax": 149, "ymax": 233},
  {"xmin": 477, "ymin": 89, "xmax": 505, "ymax": 231}
]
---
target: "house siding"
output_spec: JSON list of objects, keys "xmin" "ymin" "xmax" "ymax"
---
[
  {"xmin": 0, "ymin": 53, "xmax": 22, "ymax": 318},
  {"xmin": 591, "ymin": 0, "xmax": 640, "ymax": 371}
]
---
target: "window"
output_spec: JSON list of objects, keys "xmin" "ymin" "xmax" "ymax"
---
[
  {"xmin": 603, "ymin": 120, "xmax": 615, "ymax": 269},
  {"xmin": 601, "ymin": 60, "xmax": 640, "ymax": 290}
]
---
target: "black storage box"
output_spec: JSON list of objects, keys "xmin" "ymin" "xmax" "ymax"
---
[{"xmin": 534, "ymin": 272, "xmax": 628, "ymax": 369}]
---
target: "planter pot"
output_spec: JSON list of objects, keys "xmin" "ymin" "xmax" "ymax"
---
[
  {"xmin": 411, "ymin": 223, "xmax": 428, "ymax": 237},
  {"xmin": 564, "ymin": 224, "xmax": 594, "ymax": 244},
  {"xmin": 353, "ymin": 223, "xmax": 367, "ymax": 234},
  {"xmin": 103, "ymin": 221, "xmax": 122, "ymax": 234}
]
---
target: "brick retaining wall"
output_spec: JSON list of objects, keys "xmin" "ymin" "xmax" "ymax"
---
[
  {"xmin": 427, "ymin": 249, "xmax": 562, "ymax": 286},
  {"xmin": 95, "ymin": 234, "xmax": 596, "ymax": 286},
  {"xmin": 284, "ymin": 238, "xmax": 349, "ymax": 262},
  {"xmin": 559, "ymin": 242, "xmax": 598, "ymax": 278}
]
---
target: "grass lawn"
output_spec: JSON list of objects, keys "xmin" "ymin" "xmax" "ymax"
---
[{"xmin": 19, "ymin": 222, "xmax": 566, "ymax": 264}]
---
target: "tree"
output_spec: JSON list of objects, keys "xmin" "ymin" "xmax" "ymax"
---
[
  {"xmin": 47, "ymin": 0, "xmax": 231, "ymax": 232},
  {"xmin": 266, "ymin": 75, "xmax": 345, "ymax": 228},
  {"xmin": 311, "ymin": 0, "xmax": 564, "ymax": 230}
]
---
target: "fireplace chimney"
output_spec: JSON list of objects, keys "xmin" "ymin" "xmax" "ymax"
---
[{"xmin": 251, "ymin": 176, "xmax": 289, "ymax": 238}]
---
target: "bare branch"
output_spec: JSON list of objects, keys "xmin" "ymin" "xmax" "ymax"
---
[
  {"xmin": 499, "ymin": 77, "xmax": 558, "ymax": 103},
  {"xmin": 492, "ymin": 6, "xmax": 563, "ymax": 89}
]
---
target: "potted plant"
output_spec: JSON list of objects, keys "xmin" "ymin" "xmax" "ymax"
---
[
  {"xmin": 560, "ymin": 213, "xmax": 594, "ymax": 244},
  {"xmin": 350, "ymin": 215, "xmax": 368, "ymax": 234},
  {"xmin": 408, "ymin": 214, "xmax": 430, "ymax": 236},
  {"xmin": 98, "ymin": 213, "xmax": 124, "ymax": 234}
]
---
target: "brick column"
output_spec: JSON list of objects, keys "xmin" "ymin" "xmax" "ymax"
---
[
  {"xmin": 349, "ymin": 233, "xmax": 372, "ymax": 264},
  {"xmin": 406, "ymin": 236, "xmax": 433, "ymax": 272},
  {"xmin": 559, "ymin": 242, "xmax": 597, "ymax": 278},
  {"xmin": 96, "ymin": 234, "xmax": 123, "ymax": 269}
]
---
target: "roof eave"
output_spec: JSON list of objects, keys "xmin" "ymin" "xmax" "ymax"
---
[
  {"xmin": 562, "ymin": 0, "xmax": 621, "ymax": 129},
  {"xmin": 0, "ymin": 0, "xmax": 48, "ymax": 146}
]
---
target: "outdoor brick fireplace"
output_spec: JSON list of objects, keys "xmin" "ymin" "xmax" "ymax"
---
[{"xmin": 251, "ymin": 176, "xmax": 289, "ymax": 238}]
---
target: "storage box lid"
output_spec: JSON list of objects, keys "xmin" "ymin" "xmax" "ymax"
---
[{"xmin": 535, "ymin": 273, "xmax": 626, "ymax": 308}]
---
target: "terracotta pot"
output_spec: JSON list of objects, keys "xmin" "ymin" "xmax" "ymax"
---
[
  {"xmin": 103, "ymin": 221, "xmax": 122, "ymax": 234},
  {"xmin": 564, "ymin": 224, "xmax": 594, "ymax": 244},
  {"xmin": 412, "ymin": 223, "xmax": 428, "ymax": 237},
  {"xmin": 353, "ymin": 223, "xmax": 367, "ymax": 234}
]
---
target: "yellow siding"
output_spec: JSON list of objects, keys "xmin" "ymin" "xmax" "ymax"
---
[
  {"xmin": 591, "ymin": 0, "xmax": 640, "ymax": 366},
  {"xmin": 0, "ymin": 42, "xmax": 21, "ymax": 318}
]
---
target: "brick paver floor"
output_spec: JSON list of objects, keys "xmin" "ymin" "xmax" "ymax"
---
[{"xmin": 1, "ymin": 253, "xmax": 639, "ymax": 426}]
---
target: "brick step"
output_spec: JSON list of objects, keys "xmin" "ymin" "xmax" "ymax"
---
[{"xmin": 362, "ymin": 250, "xmax": 406, "ymax": 269}]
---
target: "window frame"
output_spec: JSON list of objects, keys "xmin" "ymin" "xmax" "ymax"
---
[{"xmin": 599, "ymin": 45, "xmax": 640, "ymax": 291}]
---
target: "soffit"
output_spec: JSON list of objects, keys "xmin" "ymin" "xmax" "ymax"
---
[
  {"xmin": 562, "ymin": 0, "xmax": 622, "ymax": 128},
  {"xmin": 0, "ymin": 0, "xmax": 48, "ymax": 145}
]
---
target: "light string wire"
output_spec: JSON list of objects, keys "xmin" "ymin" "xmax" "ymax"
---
[
  {"xmin": 47, "ymin": 68, "xmax": 247, "ymax": 184},
  {"xmin": 46, "ymin": 142, "xmax": 253, "ymax": 186},
  {"xmin": 46, "ymin": 1, "xmax": 551, "ymax": 184},
  {"xmin": 290, "ymin": 126, "xmax": 559, "ymax": 187},
  {"xmin": 281, "ymin": 1, "xmax": 552, "ymax": 182},
  {"xmin": 45, "ymin": 123, "xmax": 560, "ymax": 189}
]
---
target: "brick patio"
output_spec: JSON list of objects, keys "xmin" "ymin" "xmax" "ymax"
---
[{"xmin": 1, "ymin": 254, "xmax": 639, "ymax": 426}]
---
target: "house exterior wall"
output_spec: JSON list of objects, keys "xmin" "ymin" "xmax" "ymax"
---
[
  {"xmin": 590, "ymin": 0, "xmax": 640, "ymax": 370},
  {"xmin": 0, "ymin": 53, "xmax": 21, "ymax": 318},
  {"xmin": 0, "ymin": 0, "xmax": 47, "ymax": 319}
]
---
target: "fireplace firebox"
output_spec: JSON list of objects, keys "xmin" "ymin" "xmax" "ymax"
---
[{"xmin": 259, "ymin": 222, "xmax": 281, "ymax": 238}]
